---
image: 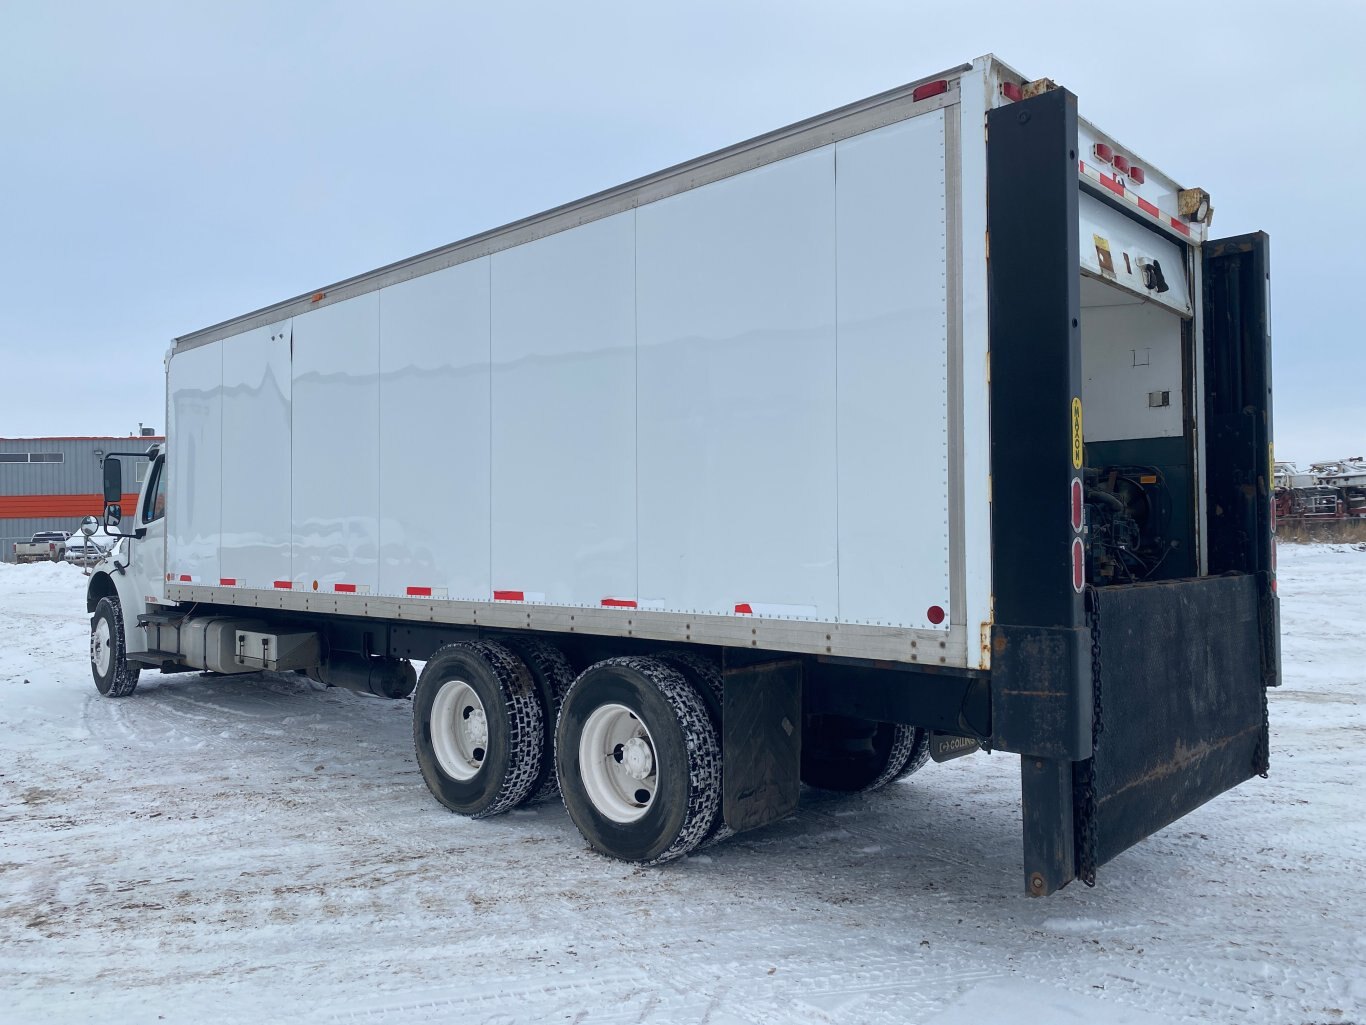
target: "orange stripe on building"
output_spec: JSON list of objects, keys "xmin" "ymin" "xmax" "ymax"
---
[{"xmin": 0, "ymin": 492, "xmax": 141, "ymax": 519}]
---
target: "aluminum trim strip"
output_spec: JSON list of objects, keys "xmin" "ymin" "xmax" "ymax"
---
[
  {"xmin": 944, "ymin": 103, "xmax": 967, "ymax": 633},
  {"xmin": 167, "ymin": 584, "xmax": 971, "ymax": 667}
]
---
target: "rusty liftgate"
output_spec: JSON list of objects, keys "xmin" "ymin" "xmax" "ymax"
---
[{"xmin": 986, "ymin": 86, "xmax": 1277, "ymax": 895}]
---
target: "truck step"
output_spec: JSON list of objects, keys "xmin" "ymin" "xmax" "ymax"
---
[
  {"xmin": 136, "ymin": 613, "xmax": 181, "ymax": 627},
  {"xmin": 127, "ymin": 649, "xmax": 186, "ymax": 665}
]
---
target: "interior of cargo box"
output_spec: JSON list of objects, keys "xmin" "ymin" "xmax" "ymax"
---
[{"xmin": 1079, "ymin": 272, "xmax": 1196, "ymax": 583}]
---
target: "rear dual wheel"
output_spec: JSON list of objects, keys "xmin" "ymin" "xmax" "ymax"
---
[
  {"xmin": 800, "ymin": 715, "xmax": 930, "ymax": 794},
  {"xmin": 556, "ymin": 657, "xmax": 720, "ymax": 865},
  {"xmin": 413, "ymin": 641, "xmax": 546, "ymax": 819}
]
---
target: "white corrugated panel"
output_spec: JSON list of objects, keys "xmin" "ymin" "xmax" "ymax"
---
[
  {"xmin": 378, "ymin": 260, "xmax": 492, "ymax": 600},
  {"xmin": 291, "ymin": 294, "xmax": 380, "ymax": 592}
]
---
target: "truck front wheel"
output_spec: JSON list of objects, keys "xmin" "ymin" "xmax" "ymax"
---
[
  {"xmin": 90, "ymin": 596, "xmax": 139, "ymax": 698},
  {"xmin": 557, "ymin": 657, "xmax": 720, "ymax": 865},
  {"xmin": 412, "ymin": 641, "xmax": 544, "ymax": 819},
  {"xmin": 800, "ymin": 715, "xmax": 919, "ymax": 793}
]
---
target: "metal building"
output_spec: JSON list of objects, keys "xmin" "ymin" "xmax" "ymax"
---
[{"xmin": 1, "ymin": 432, "xmax": 161, "ymax": 561}]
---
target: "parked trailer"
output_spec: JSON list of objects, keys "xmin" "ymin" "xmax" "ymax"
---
[{"xmin": 88, "ymin": 55, "xmax": 1278, "ymax": 895}]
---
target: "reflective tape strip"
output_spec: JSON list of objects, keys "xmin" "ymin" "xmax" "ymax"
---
[
  {"xmin": 493, "ymin": 590, "xmax": 524, "ymax": 601},
  {"xmin": 1078, "ymin": 160, "xmax": 1198, "ymax": 240},
  {"xmin": 219, "ymin": 578, "xmax": 237, "ymax": 586},
  {"xmin": 334, "ymin": 583, "xmax": 357, "ymax": 593},
  {"xmin": 601, "ymin": 598, "xmax": 638, "ymax": 609},
  {"xmin": 273, "ymin": 580, "xmax": 292, "ymax": 590},
  {"xmin": 734, "ymin": 602, "xmax": 819, "ymax": 618},
  {"xmin": 406, "ymin": 586, "xmax": 448, "ymax": 598}
]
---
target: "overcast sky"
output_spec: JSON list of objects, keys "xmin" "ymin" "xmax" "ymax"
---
[{"xmin": 1, "ymin": 1, "xmax": 1360, "ymax": 464}]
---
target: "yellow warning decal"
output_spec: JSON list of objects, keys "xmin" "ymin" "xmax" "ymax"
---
[{"xmin": 1071, "ymin": 398, "xmax": 1084, "ymax": 469}]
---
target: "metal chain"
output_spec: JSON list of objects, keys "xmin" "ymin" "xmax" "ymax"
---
[
  {"xmin": 1252, "ymin": 585, "xmax": 1272, "ymax": 778},
  {"xmin": 1075, "ymin": 585, "xmax": 1104, "ymax": 887},
  {"xmin": 1254, "ymin": 680, "xmax": 1270, "ymax": 778}
]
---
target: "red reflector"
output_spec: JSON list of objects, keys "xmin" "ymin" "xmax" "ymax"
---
[
  {"xmin": 335, "ymin": 583, "xmax": 357, "ymax": 593},
  {"xmin": 1001, "ymin": 81, "xmax": 1023, "ymax": 102},
  {"xmin": 1093, "ymin": 142, "xmax": 1113, "ymax": 164},
  {"xmin": 273, "ymin": 580, "xmax": 292, "ymax": 589},
  {"xmin": 912, "ymin": 80, "xmax": 949, "ymax": 102},
  {"xmin": 1071, "ymin": 538, "xmax": 1086, "ymax": 593},
  {"xmin": 220, "ymin": 578, "xmax": 236, "ymax": 586},
  {"xmin": 926, "ymin": 605, "xmax": 946, "ymax": 625},
  {"xmin": 1129, "ymin": 166, "xmax": 1145, "ymax": 185},
  {"xmin": 1112, "ymin": 155, "xmax": 1130, "ymax": 174},
  {"xmin": 493, "ymin": 590, "xmax": 524, "ymax": 601},
  {"xmin": 734, "ymin": 603, "xmax": 753, "ymax": 615},
  {"xmin": 1071, "ymin": 477, "xmax": 1084, "ymax": 533},
  {"xmin": 406, "ymin": 586, "xmax": 432, "ymax": 597},
  {"xmin": 310, "ymin": 291, "xmax": 326, "ymax": 303},
  {"xmin": 601, "ymin": 598, "xmax": 638, "ymax": 608}
]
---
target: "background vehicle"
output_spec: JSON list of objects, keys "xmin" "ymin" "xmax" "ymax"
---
[
  {"xmin": 86, "ymin": 55, "xmax": 1277, "ymax": 895},
  {"xmin": 1276, "ymin": 457, "xmax": 1366, "ymax": 527},
  {"xmin": 14, "ymin": 531, "xmax": 69, "ymax": 563},
  {"xmin": 63, "ymin": 531, "xmax": 116, "ymax": 567}
]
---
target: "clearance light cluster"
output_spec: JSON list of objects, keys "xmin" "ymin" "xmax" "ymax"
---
[
  {"xmin": 912, "ymin": 80, "xmax": 949, "ymax": 102},
  {"xmin": 1092, "ymin": 142, "xmax": 1145, "ymax": 184}
]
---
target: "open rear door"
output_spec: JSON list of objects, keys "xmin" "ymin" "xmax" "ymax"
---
[
  {"xmin": 1073, "ymin": 232, "xmax": 1278, "ymax": 881},
  {"xmin": 986, "ymin": 83, "xmax": 1278, "ymax": 894}
]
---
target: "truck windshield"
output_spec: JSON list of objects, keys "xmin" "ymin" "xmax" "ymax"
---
[{"xmin": 142, "ymin": 459, "xmax": 166, "ymax": 523}]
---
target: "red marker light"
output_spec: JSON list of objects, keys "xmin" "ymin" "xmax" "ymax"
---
[
  {"xmin": 1093, "ymin": 142, "xmax": 1113, "ymax": 164},
  {"xmin": 1129, "ymin": 166, "xmax": 1145, "ymax": 185},
  {"xmin": 1001, "ymin": 81, "xmax": 1023, "ymax": 102},
  {"xmin": 1071, "ymin": 477, "xmax": 1084, "ymax": 532},
  {"xmin": 1113, "ymin": 155, "xmax": 1130, "ymax": 174},
  {"xmin": 1072, "ymin": 538, "xmax": 1086, "ymax": 593},
  {"xmin": 912, "ymin": 80, "xmax": 949, "ymax": 102},
  {"xmin": 927, "ymin": 605, "xmax": 946, "ymax": 625}
]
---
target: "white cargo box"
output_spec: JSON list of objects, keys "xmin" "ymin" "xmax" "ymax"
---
[{"xmin": 163, "ymin": 55, "xmax": 1203, "ymax": 672}]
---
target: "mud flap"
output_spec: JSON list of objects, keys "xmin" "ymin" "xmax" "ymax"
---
[
  {"xmin": 721, "ymin": 657, "xmax": 802, "ymax": 833},
  {"xmin": 1080, "ymin": 574, "xmax": 1268, "ymax": 870}
]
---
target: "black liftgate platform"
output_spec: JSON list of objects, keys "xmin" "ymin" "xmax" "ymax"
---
[{"xmin": 986, "ymin": 87, "xmax": 1277, "ymax": 895}]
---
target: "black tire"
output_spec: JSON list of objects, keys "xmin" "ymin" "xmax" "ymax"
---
[
  {"xmin": 90, "ymin": 596, "xmax": 139, "ymax": 698},
  {"xmin": 800, "ymin": 715, "xmax": 918, "ymax": 794},
  {"xmin": 655, "ymin": 650, "xmax": 734, "ymax": 847},
  {"xmin": 556, "ymin": 656, "xmax": 720, "ymax": 865},
  {"xmin": 892, "ymin": 727, "xmax": 932, "ymax": 782},
  {"xmin": 503, "ymin": 637, "xmax": 576, "ymax": 805},
  {"xmin": 412, "ymin": 641, "xmax": 543, "ymax": 819}
]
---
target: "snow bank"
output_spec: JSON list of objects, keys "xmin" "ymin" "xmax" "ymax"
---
[{"xmin": 1, "ymin": 547, "xmax": 1362, "ymax": 1024}]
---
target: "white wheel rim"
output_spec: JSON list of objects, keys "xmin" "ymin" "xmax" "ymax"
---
[
  {"xmin": 430, "ymin": 680, "xmax": 489, "ymax": 781},
  {"xmin": 579, "ymin": 702, "xmax": 658, "ymax": 824},
  {"xmin": 92, "ymin": 618, "xmax": 112, "ymax": 676}
]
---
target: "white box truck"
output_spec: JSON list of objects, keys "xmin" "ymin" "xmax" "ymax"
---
[{"xmin": 87, "ymin": 55, "xmax": 1278, "ymax": 894}]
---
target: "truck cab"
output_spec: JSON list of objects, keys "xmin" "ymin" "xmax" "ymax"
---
[{"xmin": 85, "ymin": 445, "xmax": 167, "ymax": 682}]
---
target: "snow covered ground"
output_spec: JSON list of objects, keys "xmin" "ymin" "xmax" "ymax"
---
[{"xmin": 2, "ymin": 546, "xmax": 1363, "ymax": 1025}]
